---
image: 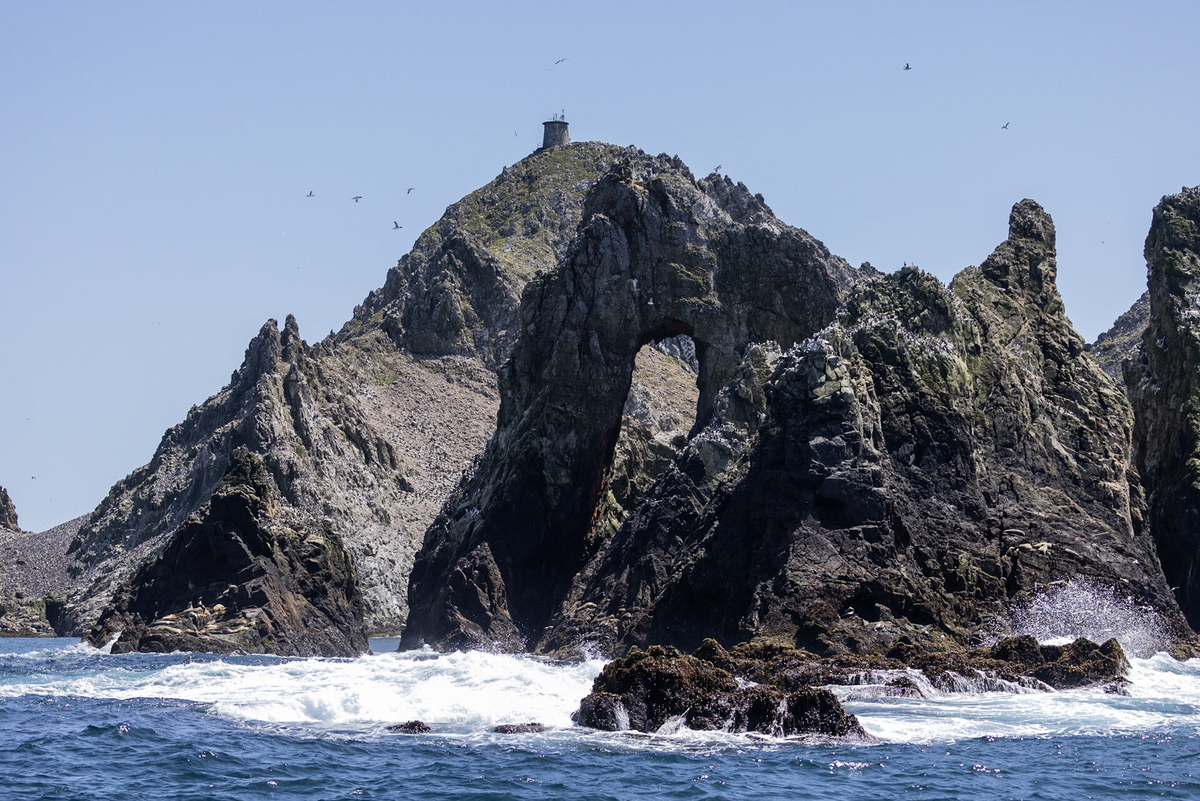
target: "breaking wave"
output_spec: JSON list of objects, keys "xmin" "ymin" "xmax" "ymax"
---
[{"xmin": 1008, "ymin": 577, "xmax": 1170, "ymax": 657}]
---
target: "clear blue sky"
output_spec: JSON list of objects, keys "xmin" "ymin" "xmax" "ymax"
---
[{"xmin": 2, "ymin": 2, "xmax": 1198, "ymax": 532}]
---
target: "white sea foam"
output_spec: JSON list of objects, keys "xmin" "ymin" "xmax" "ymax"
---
[
  {"xmin": 3, "ymin": 639, "xmax": 1199, "ymax": 746},
  {"xmin": 0, "ymin": 646, "xmax": 606, "ymax": 732},
  {"xmin": 841, "ymin": 653, "xmax": 1200, "ymax": 744},
  {"xmin": 1007, "ymin": 577, "xmax": 1170, "ymax": 657}
]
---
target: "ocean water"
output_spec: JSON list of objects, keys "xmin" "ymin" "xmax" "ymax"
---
[{"xmin": 1, "ymin": 634, "xmax": 1198, "ymax": 801}]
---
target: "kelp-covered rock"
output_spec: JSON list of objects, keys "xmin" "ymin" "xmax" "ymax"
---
[
  {"xmin": 690, "ymin": 635, "xmax": 1126, "ymax": 696},
  {"xmin": 85, "ymin": 449, "xmax": 367, "ymax": 657},
  {"xmin": 1129, "ymin": 186, "xmax": 1200, "ymax": 630},
  {"xmin": 575, "ymin": 644, "xmax": 866, "ymax": 737}
]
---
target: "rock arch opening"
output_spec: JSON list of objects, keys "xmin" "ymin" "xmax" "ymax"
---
[{"xmin": 594, "ymin": 334, "xmax": 701, "ymax": 546}]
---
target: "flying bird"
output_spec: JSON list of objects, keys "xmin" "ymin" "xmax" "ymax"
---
[
  {"xmin": 713, "ymin": 164, "xmax": 721, "ymax": 173},
  {"xmin": 554, "ymin": 58, "xmax": 568, "ymax": 65},
  {"xmin": 306, "ymin": 191, "xmax": 314, "ymax": 197},
  {"xmin": 903, "ymin": 63, "xmax": 912, "ymax": 70},
  {"xmin": 393, "ymin": 221, "xmax": 402, "ymax": 229},
  {"xmin": 514, "ymin": 130, "xmax": 518, "ymax": 137},
  {"xmin": 407, "ymin": 187, "xmax": 415, "ymax": 194},
  {"xmin": 352, "ymin": 196, "xmax": 362, "ymax": 203},
  {"xmin": 1001, "ymin": 122, "xmax": 1010, "ymax": 129}
]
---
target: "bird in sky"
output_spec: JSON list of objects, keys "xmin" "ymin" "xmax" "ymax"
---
[
  {"xmin": 713, "ymin": 164, "xmax": 722, "ymax": 173},
  {"xmin": 393, "ymin": 221, "xmax": 402, "ymax": 229},
  {"xmin": 555, "ymin": 58, "xmax": 568, "ymax": 65},
  {"xmin": 1001, "ymin": 122, "xmax": 1010, "ymax": 129},
  {"xmin": 903, "ymin": 63, "xmax": 912, "ymax": 70},
  {"xmin": 407, "ymin": 187, "xmax": 415, "ymax": 194},
  {"xmin": 306, "ymin": 191, "xmax": 314, "ymax": 197},
  {"xmin": 514, "ymin": 130, "xmax": 518, "ymax": 137},
  {"xmin": 352, "ymin": 196, "xmax": 362, "ymax": 203}
]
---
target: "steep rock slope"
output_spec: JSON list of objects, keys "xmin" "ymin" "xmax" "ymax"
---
[
  {"xmin": 85, "ymin": 449, "xmax": 367, "ymax": 656},
  {"xmin": 1129, "ymin": 186, "xmax": 1200, "ymax": 629},
  {"xmin": 403, "ymin": 155, "xmax": 853, "ymax": 651},
  {"xmin": 0, "ymin": 489, "xmax": 84, "ymax": 635},
  {"xmin": 58, "ymin": 142, "xmax": 699, "ymax": 642},
  {"xmin": 1088, "ymin": 291, "xmax": 1150, "ymax": 381}
]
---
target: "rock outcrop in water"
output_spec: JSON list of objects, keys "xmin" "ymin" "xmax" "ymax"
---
[
  {"xmin": 575, "ymin": 634, "xmax": 1130, "ymax": 734},
  {"xmin": 576, "ymin": 644, "xmax": 867, "ymax": 737},
  {"xmin": 408, "ymin": 191, "xmax": 1191, "ymax": 657},
  {"xmin": 403, "ymin": 155, "xmax": 852, "ymax": 651},
  {"xmin": 85, "ymin": 448, "xmax": 367, "ymax": 656},
  {"xmin": 1129, "ymin": 186, "xmax": 1200, "ymax": 631}
]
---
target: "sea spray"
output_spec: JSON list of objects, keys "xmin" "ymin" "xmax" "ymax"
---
[{"xmin": 1007, "ymin": 577, "xmax": 1169, "ymax": 657}]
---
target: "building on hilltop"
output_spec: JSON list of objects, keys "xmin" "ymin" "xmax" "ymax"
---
[{"xmin": 541, "ymin": 112, "xmax": 569, "ymax": 150}]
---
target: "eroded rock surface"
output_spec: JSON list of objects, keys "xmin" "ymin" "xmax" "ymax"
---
[
  {"xmin": 85, "ymin": 449, "xmax": 367, "ymax": 656},
  {"xmin": 1129, "ymin": 186, "xmax": 1200, "ymax": 630},
  {"xmin": 403, "ymin": 155, "xmax": 852, "ymax": 651},
  {"xmin": 411, "ymin": 194, "xmax": 1191, "ymax": 658}
]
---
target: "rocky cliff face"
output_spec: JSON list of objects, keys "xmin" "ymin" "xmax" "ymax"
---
[
  {"xmin": 85, "ymin": 449, "xmax": 367, "ymax": 656},
  {"xmin": 408, "ymin": 194, "xmax": 1190, "ymax": 657},
  {"xmin": 1088, "ymin": 291, "xmax": 1150, "ymax": 381},
  {"xmin": 57, "ymin": 142, "xmax": 700, "ymax": 647},
  {"xmin": 403, "ymin": 155, "xmax": 854, "ymax": 651},
  {"xmin": 1129, "ymin": 186, "xmax": 1200, "ymax": 630}
]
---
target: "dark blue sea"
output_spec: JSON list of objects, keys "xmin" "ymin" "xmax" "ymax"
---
[{"xmin": 1, "ymin": 633, "xmax": 1197, "ymax": 800}]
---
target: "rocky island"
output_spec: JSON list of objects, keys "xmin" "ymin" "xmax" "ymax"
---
[{"xmin": 4, "ymin": 135, "xmax": 1200, "ymax": 736}]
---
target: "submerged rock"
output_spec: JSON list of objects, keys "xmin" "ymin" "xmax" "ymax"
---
[
  {"xmin": 84, "ymin": 448, "xmax": 367, "ymax": 657},
  {"xmin": 388, "ymin": 720, "xmax": 432, "ymax": 734},
  {"xmin": 493, "ymin": 722, "xmax": 547, "ymax": 734}
]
